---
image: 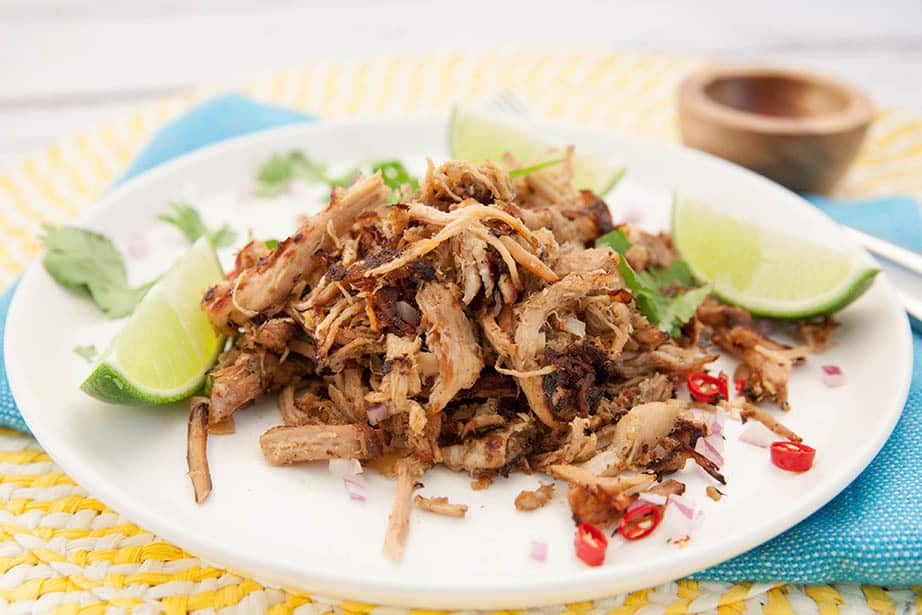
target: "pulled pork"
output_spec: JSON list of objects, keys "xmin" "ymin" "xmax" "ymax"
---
[{"xmin": 191, "ymin": 154, "xmax": 834, "ymax": 560}]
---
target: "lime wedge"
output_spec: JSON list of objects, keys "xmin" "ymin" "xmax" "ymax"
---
[
  {"xmin": 672, "ymin": 198, "xmax": 879, "ymax": 319},
  {"xmin": 448, "ymin": 107, "xmax": 625, "ymax": 195},
  {"xmin": 81, "ymin": 237, "xmax": 226, "ymax": 405}
]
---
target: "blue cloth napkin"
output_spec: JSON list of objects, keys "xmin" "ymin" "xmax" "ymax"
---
[{"xmin": 0, "ymin": 94, "xmax": 919, "ymax": 585}]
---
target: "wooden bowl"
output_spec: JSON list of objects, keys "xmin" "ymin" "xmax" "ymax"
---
[{"xmin": 678, "ymin": 65, "xmax": 874, "ymax": 193}]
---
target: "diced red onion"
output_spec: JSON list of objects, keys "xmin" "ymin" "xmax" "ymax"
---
[
  {"xmin": 739, "ymin": 421, "xmax": 777, "ymax": 448},
  {"xmin": 695, "ymin": 436, "xmax": 725, "ymax": 467},
  {"xmin": 343, "ymin": 478, "xmax": 366, "ymax": 502},
  {"xmin": 668, "ymin": 494, "xmax": 697, "ymax": 520},
  {"xmin": 821, "ymin": 365, "xmax": 845, "ymax": 388},
  {"xmin": 328, "ymin": 458, "xmax": 363, "ymax": 478},
  {"xmin": 710, "ymin": 407, "xmax": 726, "ymax": 440},
  {"xmin": 126, "ymin": 233, "xmax": 148, "ymax": 259},
  {"xmin": 660, "ymin": 495, "xmax": 703, "ymax": 542},
  {"xmin": 562, "ymin": 317, "xmax": 587, "ymax": 338},
  {"xmin": 621, "ymin": 208, "xmax": 644, "ymax": 224},
  {"xmin": 529, "ymin": 540, "xmax": 548, "ymax": 562},
  {"xmin": 366, "ymin": 403, "xmax": 388, "ymax": 426},
  {"xmin": 395, "ymin": 301, "xmax": 420, "ymax": 327}
]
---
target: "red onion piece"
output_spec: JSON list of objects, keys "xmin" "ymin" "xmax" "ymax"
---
[
  {"xmin": 343, "ymin": 478, "xmax": 366, "ymax": 502},
  {"xmin": 695, "ymin": 436, "xmax": 725, "ymax": 467},
  {"xmin": 328, "ymin": 458, "xmax": 363, "ymax": 479},
  {"xmin": 621, "ymin": 208, "xmax": 644, "ymax": 224},
  {"xmin": 668, "ymin": 494, "xmax": 697, "ymax": 520},
  {"xmin": 660, "ymin": 495, "xmax": 703, "ymax": 542},
  {"xmin": 739, "ymin": 421, "xmax": 777, "ymax": 448},
  {"xmin": 821, "ymin": 365, "xmax": 845, "ymax": 388},
  {"xmin": 366, "ymin": 403, "xmax": 388, "ymax": 426},
  {"xmin": 529, "ymin": 540, "xmax": 548, "ymax": 562},
  {"xmin": 710, "ymin": 407, "xmax": 726, "ymax": 440},
  {"xmin": 126, "ymin": 232, "xmax": 149, "ymax": 259}
]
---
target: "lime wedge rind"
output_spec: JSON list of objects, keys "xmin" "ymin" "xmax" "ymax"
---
[
  {"xmin": 672, "ymin": 198, "xmax": 879, "ymax": 319},
  {"xmin": 706, "ymin": 264, "xmax": 879, "ymax": 320},
  {"xmin": 80, "ymin": 237, "xmax": 225, "ymax": 405},
  {"xmin": 79, "ymin": 362, "xmax": 211, "ymax": 406}
]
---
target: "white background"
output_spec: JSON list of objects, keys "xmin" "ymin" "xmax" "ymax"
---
[{"xmin": 2, "ymin": 0, "xmax": 922, "ymax": 165}]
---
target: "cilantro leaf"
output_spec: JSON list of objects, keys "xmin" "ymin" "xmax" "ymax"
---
[
  {"xmin": 602, "ymin": 230, "xmax": 710, "ymax": 337},
  {"xmin": 595, "ymin": 229, "xmax": 632, "ymax": 254},
  {"xmin": 508, "ymin": 158, "xmax": 564, "ymax": 178},
  {"xmin": 256, "ymin": 151, "xmax": 337, "ymax": 196},
  {"xmin": 264, "ymin": 239, "xmax": 279, "ymax": 250},
  {"xmin": 636, "ymin": 260, "xmax": 694, "ymax": 289},
  {"xmin": 73, "ymin": 344, "xmax": 97, "ymax": 362},
  {"xmin": 158, "ymin": 202, "xmax": 237, "ymax": 248},
  {"xmin": 289, "ymin": 151, "xmax": 336, "ymax": 184},
  {"xmin": 254, "ymin": 151, "xmax": 419, "ymax": 203},
  {"xmin": 41, "ymin": 225, "xmax": 156, "ymax": 318},
  {"xmin": 372, "ymin": 160, "xmax": 418, "ymax": 192},
  {"xmin": 257, "ymin": 153, "xmax": 296, "ymax": 184},
  {"xmin": 209, "ymin": 226, "xmax": 237, "ymax": 248},
  {"xmin": 89, "ymin": 280, "xmax": 157, "ymax": 318},
  {"xmin": 655, "ymin": 285, "xmax": 713, "ymax": 336}
]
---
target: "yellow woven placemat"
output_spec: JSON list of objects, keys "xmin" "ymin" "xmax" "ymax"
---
[{"xmin": 1, "ymin": 51, "xmax": 921, "ymax": 614}]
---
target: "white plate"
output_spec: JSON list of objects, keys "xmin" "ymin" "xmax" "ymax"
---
[{"xmin": 6, "ymin": 118, "xmax": 912, "ymax": 609}]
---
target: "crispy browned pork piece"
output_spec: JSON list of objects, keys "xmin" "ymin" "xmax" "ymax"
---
[
  {"xmin": 697, "ymin": 298, "xmax": 834, "ymax": 410},
  {"xmin": 414, "ymin": 494, "xmax": 469, "ymax": 517},
  {"xmin": 186, "ymin": 397, "xmax": 212, "ymax": 504},
  {"xmin": 192, "ymin": 155, "xmax": 745, "ymax": 557},
  {"xmin": 548, "ymin": 464, "xmax": 654, "ymax": 527},
  {"xmin": 515, "ymin": 483, "xmax": 555, "ymax": 511}
]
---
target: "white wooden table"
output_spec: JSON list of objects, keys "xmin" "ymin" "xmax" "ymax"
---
[{"xmin": 2, "ymin": 0, "xmax": 922, "ymax": 165}]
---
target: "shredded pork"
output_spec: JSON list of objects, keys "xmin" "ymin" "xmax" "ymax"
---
[{"xmin": 190, "ymin": 154, "xmax": 837, "ymax": 560}]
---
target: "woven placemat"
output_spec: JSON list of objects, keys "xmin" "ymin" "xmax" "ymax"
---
[{"xmin": 1, "ymin": 51, "xmax": 921, "ymax": 614}]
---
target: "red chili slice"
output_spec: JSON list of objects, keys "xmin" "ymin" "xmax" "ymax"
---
[
  {"xmin": 771, "ymin": 441, "xmax": 816, "ymax": 473},
  {"xmin": 574, "ymin": 523, "xmax": 608, "ymax": 566},
  {"xmin": 735, "ymin": 379, "xmax": 746, "ymax": 395},
  {"xmin": 687, "ymin": 372, "xmax": 728, "ymax": 404},
  {"xmin": 618, "ymin": 503, "xmax": 662, "ymax": 541}
]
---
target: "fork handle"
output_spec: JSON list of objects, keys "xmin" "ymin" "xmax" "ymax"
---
[{"xmin": 846, "ymin": 228, "xmax": 922, "ymax": 276}]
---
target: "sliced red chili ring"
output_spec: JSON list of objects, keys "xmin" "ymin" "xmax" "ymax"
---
[
  {"xmin": 618, "ymin": 503, "xmax": 662, "ymax": 541},
  {"xmin": 574, "ymin": 522, "xmax": 608, "ymax": 566},
  {"xmin": 770, "ymin": 441, "xmax": 816, "ymax": 473},
  {"xmin": 687, "ymin": 371, "xmax": 728, "ymax": 404},
  {"xmin": 735, "ymin": 378, "xmax": 746, "ymax": 395}
]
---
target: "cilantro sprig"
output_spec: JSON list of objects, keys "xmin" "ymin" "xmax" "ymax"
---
[
  {"xmin": 596, "ymin": 229, "xmax": 711, "ymax": 337},
  {"xmin": 256, "ymin": 151, "xmax": 334, "ymax": 197},
  {"xmin": 255, "ymin": 150, "xmax": 418, "ymax": 202},
  {"xmin": 41, "ymin": 226, "xmax": 157, "ymax": 319},
  {"xmin": 158, "ymin": 202, "xmax": 237, "ymax": 248},
  {"xmin": 42, "ymin": 203, "xmax": 236, "ymax": 319}
]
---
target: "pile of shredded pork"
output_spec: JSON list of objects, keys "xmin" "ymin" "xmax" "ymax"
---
[{"xmin": 187, "ymin": 153, "xmax": 834, "ymax": 561}]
